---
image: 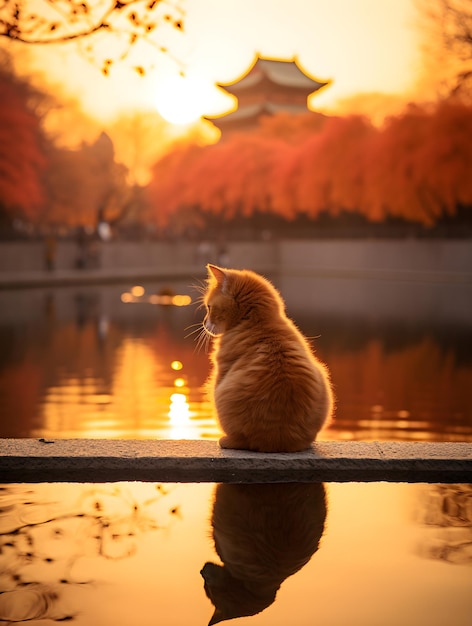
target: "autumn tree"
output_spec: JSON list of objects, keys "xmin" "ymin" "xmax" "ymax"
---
[
  {"xmin": 364, "ymin": 101, "xmax": 472, "ymax": 225},
  {"xmin": 274, "ymin": 115, "xmax": 375, "ymax": 221},
  {"xmin": 146, "ymin": 105, "xmax": 472, "ymax": 233},
  {"xmin": 44, "ymin": 132, "xmax": 134, "ymax": 228},
  {"xmin": 417, "ymin": 0, "xmax": 472, "ymax": 100},
  {"xmin": 0, "ymin": 54, "xmax": 48, "ymax": 227},
  {"xmin": 0, "ymin": 0, "xmax": 185, "ymax": 75}
]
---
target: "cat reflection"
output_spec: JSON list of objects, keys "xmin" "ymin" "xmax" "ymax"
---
[{"xmin": 201, "ymin": 483, "xmax": 327, "ymax": 625}]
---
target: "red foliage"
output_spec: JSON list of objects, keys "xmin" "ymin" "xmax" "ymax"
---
[
  {"xmin": 364, "ymin": 102, "xmax": 472, "ymax": 225},
  {"xmin": 146, "ymin": 101, "xmax": 472, "ymax": 228},
  {"xmin": 0, "ymin": 67, "xmax": 48, "ymax": 219}
]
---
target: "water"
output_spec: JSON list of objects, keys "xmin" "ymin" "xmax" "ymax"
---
[
  {"xmin": 0, "ymin": 275, "xmax": 471, "ymax": 441},
  {"xmin": 0, "ymin": 482, "xmax": 471, "ymax": 625},
  {"xmin": 1, "ymin": 275, "xmax": 471, "ymax": 624}
]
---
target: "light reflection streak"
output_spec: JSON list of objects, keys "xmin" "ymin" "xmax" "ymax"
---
[
  {"xmin": 168, "ymin": 392, "xmax": 194, "ymax": 439},
  {"xmin": 121, "ymin": 290, "xmax": 192, "ymax": 306},
  {"xmin": 37, "ymin": 338, "xmax": 221, "ymax": 440}
]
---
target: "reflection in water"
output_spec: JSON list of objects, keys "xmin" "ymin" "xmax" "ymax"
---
[
  {"xmin": 0, "ymin": 482, "xmax": 471, "ymax": 625},
  {"xmin": 202, "ymin": 483, "xmax": 327, "ymax": 625},
  {"xmin": 414, "ymin": 484, "xmax": 472, "ymax": 565},
  {"xmin": 0, "ymin": 279, "xmax": 471, "ymax": 441},
  {"xmin": 0, "ymin": 483, "xmax": 179, "ymax": 623}
]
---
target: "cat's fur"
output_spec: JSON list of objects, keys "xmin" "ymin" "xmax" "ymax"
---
[
  {"xmin": 203, "ymin": 264, "xmax": 333, "ymax": 452},
  {"xmin": 201, "ymin": 483, "xmax": 327, "ymax": 625}
]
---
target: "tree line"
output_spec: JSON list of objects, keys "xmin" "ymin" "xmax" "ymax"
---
[
  {"xmin": 2, "ymin": 49, "xmax": 472, "ymax": 238},
  {"xmin": 0, "ymin": 55, "xmax": 146, "ymax": 236},
  {"xmin": 146, "ymin": 102, "xmax": 472, "ymax": 233},
  {"xmin": 1, "ymin": 0, "xmax": 472, "ymax": 238}
]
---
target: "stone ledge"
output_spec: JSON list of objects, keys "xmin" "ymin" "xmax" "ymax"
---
[{"xmin": 1, "ymin": 439, "xmax": 471, "ymax": 483}]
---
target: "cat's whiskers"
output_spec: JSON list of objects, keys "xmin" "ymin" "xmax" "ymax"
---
[
  {"xmin": 184, "ymin": 322, "xmax": 203, "ymax": 339},
  {"xmin": 191, "ymin": 281, "xmax": 208, "ymax": 312},
  {"xmin": 195, "ymin": 326, "xmax": 212, "ymax": 354},
  {"xmin": 185, "ymin": 320, "xmax": 212, "ymax": 353}
]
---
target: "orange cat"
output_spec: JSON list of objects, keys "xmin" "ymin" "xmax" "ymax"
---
[
  {"xmin": 203, "ymin": 264, "xmax": 333, "ymax": 452},
  {"xmin": 201, "ymin": 483, "xmax": 327, "ymax": 625}
]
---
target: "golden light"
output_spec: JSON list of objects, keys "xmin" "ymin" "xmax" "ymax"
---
[
  {"xmin": 121, "ymin": 292, "xmax": 132, "ymax": 303},
  {"xmin": 167, "ymin": 392, "xmax": 192, "ymax": 438},
  {"xmin": 174, "ymin": 377, "xmax": 185, "ymax": 388},
  {"xmin": 154, "ymin": 75, "xmax": 212, "ymax": 125},
  {"xmin": 131, "ymin": 285, "xmax": 145, "ymax": 297},
  {"xmin": 171, "ymin": 360, "xmax": 183, "ymax": 371},
  {"xmin": 147, "ymin": 294, "xmax": 191, "ymax": 306},
  {"xmin": 171, "ymin": 295, "xmax": 192, "ymax": 306}
]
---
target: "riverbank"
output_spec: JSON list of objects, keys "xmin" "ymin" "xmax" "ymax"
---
[{"xmin": 1, "ymin": 239, "xmax": 471, "ymax": 288}]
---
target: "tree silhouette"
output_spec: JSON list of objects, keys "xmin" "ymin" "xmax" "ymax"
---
[
  {"xmin": 0, "ymin": 0, "xmax": 185, "ymax": 75},
  {"xmin": 417, "ymin": 0, "xmax": 472, "ymax": 100},
  {"xmin": 44, "ymin": 132, "xmax": 133, "ymax": 228},
  {"xmin": 0, "ymin": 483, "xmax": 180, "ymax": 622}
]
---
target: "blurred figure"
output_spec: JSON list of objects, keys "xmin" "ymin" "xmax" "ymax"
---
[
  {"xmin": 75, "ymin": 226, "xmax": 88, "ymax": 269},
  {"xmin": 201, "ymin": 482, "xmax": 327, "ymax": 625},
  {"xmin": 44, "ymin": 235, "xmax": 56, "ymax": 271}
]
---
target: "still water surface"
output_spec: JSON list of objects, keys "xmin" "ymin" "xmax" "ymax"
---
[
  {"xmin": 1, "ymin": 275, "xmax": 472, "ymax": 624},
  {"xmin": 0, "ymin": 275, "xmax": 471, "ymax": 441},
  {"xmin": 0, "ymin": 482, "xmax": 471, "ymax": 625}
]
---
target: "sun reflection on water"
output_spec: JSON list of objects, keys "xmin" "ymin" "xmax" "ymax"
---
[
  {"xmin": 37, "ymin": 337, "xmax": 221, "ymax": 441},
  {"xmin": 168, "ymin": 392, "xmax": 194, "ymax": 439}
]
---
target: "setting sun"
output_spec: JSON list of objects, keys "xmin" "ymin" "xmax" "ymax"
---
[{"xmin": 154, "ymin": 75, "xmax": 213, "ymax": 125}]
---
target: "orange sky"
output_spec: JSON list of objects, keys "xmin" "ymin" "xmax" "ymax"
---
[
  {"xmin": 14, "ymin": 0, "xmax": 424, "ymax": 126},
  {"xmin": 3, "ymin": 0, "xmax": 432, "ymax": 183}
]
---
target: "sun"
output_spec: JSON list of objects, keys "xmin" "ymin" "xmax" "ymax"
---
[{"xmin": 155, "ymin": 74, "xmax": 211, "ymax": 125}]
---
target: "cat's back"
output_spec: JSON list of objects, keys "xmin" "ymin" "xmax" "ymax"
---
[{"xmin": 218, "ymin": 314, "xmax": 324, "ymax": 388}]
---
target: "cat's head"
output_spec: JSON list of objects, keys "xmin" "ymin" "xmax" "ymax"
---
[
  {"xmin": 201, "ymin": 561, "xmax": 277, "ymax": 625},
  {"xmin": 203, "ymin": 265, "xmax": 284, "ymax": 336}
]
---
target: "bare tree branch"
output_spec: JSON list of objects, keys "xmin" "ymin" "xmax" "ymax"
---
[
  {"xmin": 0, "ymin": 0, "xmax": 185, "ymax": 74},
  {"xmin": 416, "ymin": 0, "xmax": 472, "ymax": 99}
]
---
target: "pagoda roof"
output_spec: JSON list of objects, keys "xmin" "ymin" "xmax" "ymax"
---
[
  {"xmin": 205, "ymin": 101, "xmax": 310, "ymax": 128},
  {"xmin": 218, "ymin": 56, "xmax": 329, "ymax": 95}
]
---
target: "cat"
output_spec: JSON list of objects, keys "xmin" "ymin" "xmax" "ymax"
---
[
  {"xmin": 201, "ymin": 482, "xmax": 327, "ymax": 625},
  {"xmin": 202, "ymin": 264, "xmax": 333, "ymax": 452}
]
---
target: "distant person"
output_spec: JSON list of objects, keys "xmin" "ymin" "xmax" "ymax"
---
[
  {"xmin": 217, "ymin": 245, "xmax": 229, "ymax": 267},
  {"xmin": 97, "ymin": 221, "xmax": 112, "ymax": 242},
  {"xmin": 76, "ymin": 227, "xmax": 89, "ymax": 269},
  {"xmin": 196, "ymin": 240, "xmax": 213, "ymax": 265},
  {"xmin": 44, "ymin": 235, "xmax": 57, "ymax": 271}
]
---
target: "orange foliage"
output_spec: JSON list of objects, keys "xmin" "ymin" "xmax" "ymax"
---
[
  {"xmin": 364, "ymin": 102, "xmax": 472, "ymax": 225},
  {"xmin": 146, "ymin": 101, "xmax": 472, "ymax": 227},
  {"xmin": 279, "ymin": 115, "xmax": 375, "ymax": 219},
  {"xmin": 0, "ymin": 67, "xmax": 47, "ymax": 219}
]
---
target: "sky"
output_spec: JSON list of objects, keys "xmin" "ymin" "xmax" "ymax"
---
[{"xmin": 14, "ymin": 0, "xmax": 424, "ymax": 127}]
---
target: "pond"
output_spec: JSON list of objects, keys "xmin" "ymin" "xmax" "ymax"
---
[
  {"xmin": 0, "ymin": 482, "xmax": 471, "ymax": 625},
  {"xmin": 1, "ymin": 275, "xmax": 471, "ymax": 624},
  {"xmin": 0, "ymin": 275, "xmax": 471, "ymax": 441}
]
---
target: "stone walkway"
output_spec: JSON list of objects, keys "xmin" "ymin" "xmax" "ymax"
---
[{"xmin": 0, "ymin": 439, "xmax": 471, "ymax": 483}]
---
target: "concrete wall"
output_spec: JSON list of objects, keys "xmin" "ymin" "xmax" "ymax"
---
[
  {"xmin": 0, "ymin": 241, "xmax": 81, "ymax": 272},
  {"xmin": 1, "ymin": 239, "xmax": 471, "ymax": 278},
  {"xmin": 278, "ymin": 239, "xmax": 472, "ymax": 276}
]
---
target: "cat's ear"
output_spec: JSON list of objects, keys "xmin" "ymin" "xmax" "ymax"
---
[{"xmin": 207, "ymin": 264, "xmax": 226, "ymax": 287}]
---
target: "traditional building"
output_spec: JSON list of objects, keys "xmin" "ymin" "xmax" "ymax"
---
[{"xmin": 205, "ymin": 55, "xmax": 330, "ymax": 135}]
